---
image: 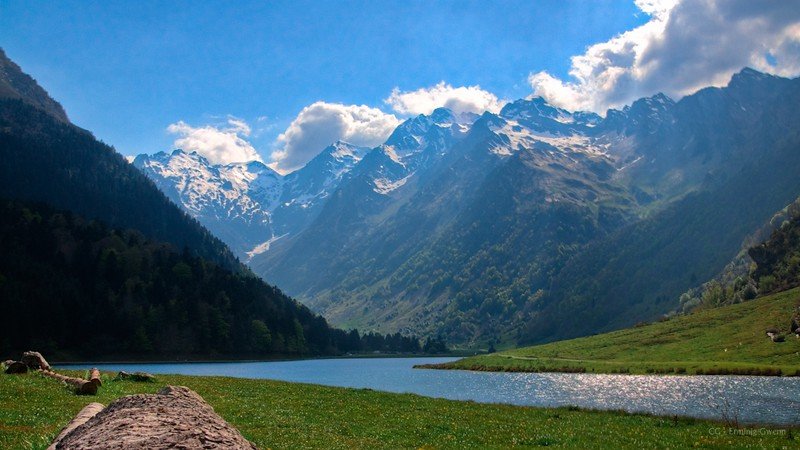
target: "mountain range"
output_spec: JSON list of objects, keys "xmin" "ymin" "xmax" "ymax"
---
[
  {"xmin": 133, "ymin": 140, "xmax": 369, "ymax": 260},
  {"xmin": 133, "ymin": 68, "xmax": 800, "ymax": 347}
]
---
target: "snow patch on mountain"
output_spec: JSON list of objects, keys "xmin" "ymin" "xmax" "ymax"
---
[
  {"xmin": 487, "ymin": 117, "xmax": 608, "ymax": 158},
  {"xmin": 246, "ymin": 233, "xmax": 288, "ymax": 260},
  {"xmin": 373, "ymin": 174, "xmax": 412, "ymax": 194}
]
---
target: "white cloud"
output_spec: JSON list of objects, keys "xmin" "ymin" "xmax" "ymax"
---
[
  {"xmin": 167, "ymin": 117, "xmax": 262, "ymax": 165},
  {"xmin": 270, "ymin": 102, "xmax": 400, "ymax": 173},
  {"xmin": 529, "ymin": 0, "xmax": 800, "ymax": 112},
  {"xmin": 385, "ymin": 82, "xmax": 505, "ymax": 116}
]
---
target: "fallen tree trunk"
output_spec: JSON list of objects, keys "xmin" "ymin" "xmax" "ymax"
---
[
  {"xmin": 3, "ymin": 360, "xmax": 27, "ymax": 374},
  {"xmin": 46, "ymin": 402, "xmax": 104, "ymax": 450},
  {"xmin": 22, "ymin": 351, "xmax": 51, "ymax": 370},
  {"xmin": 87, "ymin": 368, "xmax": 102, "ymax": 387},
  {"xmin": 53, "ymin": 386, "xmax": 257, "ymax": 449},
  {"xmin": 40, "ymin": 370, "xmax": 98, "ymax": 395}
]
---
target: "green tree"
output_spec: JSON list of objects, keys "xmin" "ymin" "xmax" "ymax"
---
[{"xmin": 249, "ymin": 320, "xmax": 272, "ymax": 353}]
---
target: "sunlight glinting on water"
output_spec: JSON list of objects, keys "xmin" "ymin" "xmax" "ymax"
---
[{"xmin": 62, "ymin": 358, "xmax": 800, "ymax": 426}]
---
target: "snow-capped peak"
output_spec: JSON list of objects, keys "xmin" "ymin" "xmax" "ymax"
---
[
  {"xmin": 327, "ymin": 140, "xmax": 370, "ymax": 161},
  {"xmin": 499, "ymin": 98, "xmax": 601, "ymax": 135}
]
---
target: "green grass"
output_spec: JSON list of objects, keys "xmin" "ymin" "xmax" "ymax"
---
[
  {"xmin": 429, "ymin": 288, "xmax": 800, "ymax": 376},
  {"xmin": 1, "ymin": 370, "xmax": 797, "ymax": 449}
]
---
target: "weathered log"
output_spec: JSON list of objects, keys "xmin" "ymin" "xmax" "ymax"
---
[
  {"xmin": 40, "ymin": 370, "xmax": 98, "ymax": 395},
  {"xmin": 115, "ymin": 370, "xmax": 156, "ymax": 382},
  {"xmin": 87, "ymin": 368, "xmax": 102, "ymax": 387},
  {"xmin": 22, "ymin": 351, "xmax": 51, "ymax": 370},
  {"xmin": 54, "ymin": 386, "xmax": 257, "ymax": 449},
  {"xmin": 3, "ymin": 360, "xmax": 28, "ymax": 374},
  {"xmin": 46, "ymin": 402, "xmax": 104, "ymax": 450}
]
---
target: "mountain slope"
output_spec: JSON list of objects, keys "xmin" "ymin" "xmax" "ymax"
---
[
  {"xmin": 255, "ymin": 104, "xmax": 637, "ymax": 342},
  {"xmin": 257, "ymin": 69, "xmax": 800, "ymax": 347},
  {"xmin": 271, "ymin": 141, "xmax": 370, "ymax": 238},
  {"xmin": 0, "ymin": 99, "xmax": 240, "ymax": 270},
  {"xmin": 438, "ymin": 201, "xmax": 800, "ymax": 372},
  {"xmin": 525, "ymin": 69, "xmax": 800, "ymax": 344},
  {"xmin": 133, "ymin": 150, "xmax": 281, "ymax": 259},
  {"xmin": 0, "ymin": 199, "xmax": 324, "ymax": 358},
  {"xmin": 134, "ymin": 141, "xmax": 370, "ymax": 259},
  {"xmin": 0, "ymin": 48, "xmax": 68, "ymax": 122},
  {"xmin": 0, "ymin": 52, "xmax": 375, "ymax": 359},
  {"xmin": 750, "ymin": 208, "xmax": 800, "ymax": 295},
  {"xmin": 429, "ymin": 287, "xmax": 800, "ymax": 375}
]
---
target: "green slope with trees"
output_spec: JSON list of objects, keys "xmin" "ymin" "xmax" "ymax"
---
[
  {"xmin": 425, "ymin": 287, "xmax": 800, "ymax": 375},
  {"xmin": 0, "ymin": 200, "xmax": 436, "ymax": 359},
  {"xmin": 0, "ymin": 98, "xmax": 240, "ymax": 271},
  {"xmin": 432, "ymin": 211, "xmax": 800, "ymax": 374},
  {"xmin": 0, "ymin": 51, "xmax": 438, "ymax": 360}
]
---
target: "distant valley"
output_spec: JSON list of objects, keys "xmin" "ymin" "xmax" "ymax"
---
[{"xmin": 132, "ymin": 69, "xmax": 800, "ymax": 348}]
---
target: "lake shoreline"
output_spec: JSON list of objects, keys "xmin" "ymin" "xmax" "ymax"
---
[
  {"xmin": 55, "ymin": 357, "xmax": 800, "ymax": 426},
  {"xmin": 416, "ymin": 360, "xmax": 800, "ymax": 377},
  {"xmin": 53, "ymin": 353, "xmax": 462, "ymax": 366},
  {"xmin": 3, "ymin": 370, "xmax": 798, "ymax": 449}
]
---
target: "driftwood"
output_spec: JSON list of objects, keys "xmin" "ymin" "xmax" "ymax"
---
[
  {"xmin": 53, "ymin": 386, "xmax": 257, "ymax": 449},
  {"xmin": 22, "ymin": 351, "xmax": 51, "ymax": 370},
  {"xmin": 87, "ymin": 368, "xmax": 102, "ymax": 387},
  {"xmin": 40, "ymin": 370, "xmax": 98, "ymax": 395},
  {"xmin": 46, "ymin": 402, "xmax": 104, "ymax": 450},
  {"xmin": 3, "ymin": 360, "xmax": 28, "ymax": 374},
  {"xmin": 115, "ymin": 370, "xmax": 156, "ymax": 382}
]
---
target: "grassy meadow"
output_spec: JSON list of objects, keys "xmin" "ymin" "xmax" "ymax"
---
[
  {"xmin": 427, "ymin": 288, "xmax": 800, "ymax": 375},
  {"xmin": 1, "ymin": 369, "xmax": 798, "ymax": 449}
]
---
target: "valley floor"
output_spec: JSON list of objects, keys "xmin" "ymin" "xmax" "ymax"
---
[
  {"xmin": 428, "ymin": 288, "xmax": 800, "ymax": 376},
  {"xmin": 1, "ymin": 371, "xmax": 797, "ymax": 449}
]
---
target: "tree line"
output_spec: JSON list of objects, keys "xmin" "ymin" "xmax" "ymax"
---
[{"xmin": 0, "ymin": 199, "xmax": 446, "ymax": 360}]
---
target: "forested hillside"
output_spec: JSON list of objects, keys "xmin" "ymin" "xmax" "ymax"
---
[
  {"xmin": 0, "ymin": 50, "xmax": 436, "ymax": 359},
  {"xmin": 0, "ymin": 99, "xmax": 241, "ymax": 270},
  {"xmin": 750, "ymin": 210, "xmax": 800, "ymax": 295},
  {"xmin": 0, "ymin": 200, "xmax": 434, "ymax": 359}
]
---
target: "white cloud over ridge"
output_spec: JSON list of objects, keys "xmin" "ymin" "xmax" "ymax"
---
[
  {"xmin": 167, "ymin": 117, "xmax": 262, "ymax": 165},
  {"xmin": 529, "ymin": 0, "xmax": 800, "ymax": 112},
  {"xmin": 270, "ymin": 102, "xmax": 401, "ymax": 173},
  {"xmin": 385, "ymin": 82, "xmax": 505, "ymax": 115}
]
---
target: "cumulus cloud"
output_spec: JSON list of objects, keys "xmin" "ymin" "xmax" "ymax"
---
[
  {"xmin": 529, "ymin": 0, "xmax": 800, "ymax": 112},
  {"xmin": 167, "ymin": 117, "xmax": 262, "ymax": 165},
  {"xmin": 270, "ymin": 102, "xmax": 400, "ymax": 173},
  {"xmin": 385, "ymin": 82, "xmax": 505, "ymax": 115}
]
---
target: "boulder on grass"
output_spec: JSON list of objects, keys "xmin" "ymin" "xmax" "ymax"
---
[
  {"xmin": 22, "ymin": 351, "xmax": 51, "ymax": 370},
  {"xmin": 52, "ymin": 386, "xmax": 257, "ymax": 449},
  {"xmin": 3, "ymin": 360, "xmax": 28, "ymax": 374},
  {"xmin": 114, "ymin": 370, "xmax": 156, "ymax": 382}
]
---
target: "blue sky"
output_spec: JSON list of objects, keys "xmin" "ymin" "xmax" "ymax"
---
[
  {"xmin": 0, "ymin": 1, "xmax": 645, "ymax": 160},
  {"xmin": 2, "ymin": 1, "xmax": 798, "ymax": 171}
]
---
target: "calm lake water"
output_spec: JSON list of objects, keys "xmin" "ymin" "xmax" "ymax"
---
[{"xmin": 62, "ymin": 357, "xmax": 800, "ymax": 426}]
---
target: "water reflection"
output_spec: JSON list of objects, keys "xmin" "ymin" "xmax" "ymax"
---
[{"xmin": 62, "ymin": 357, "xmax": 800, "ymax": 425}]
